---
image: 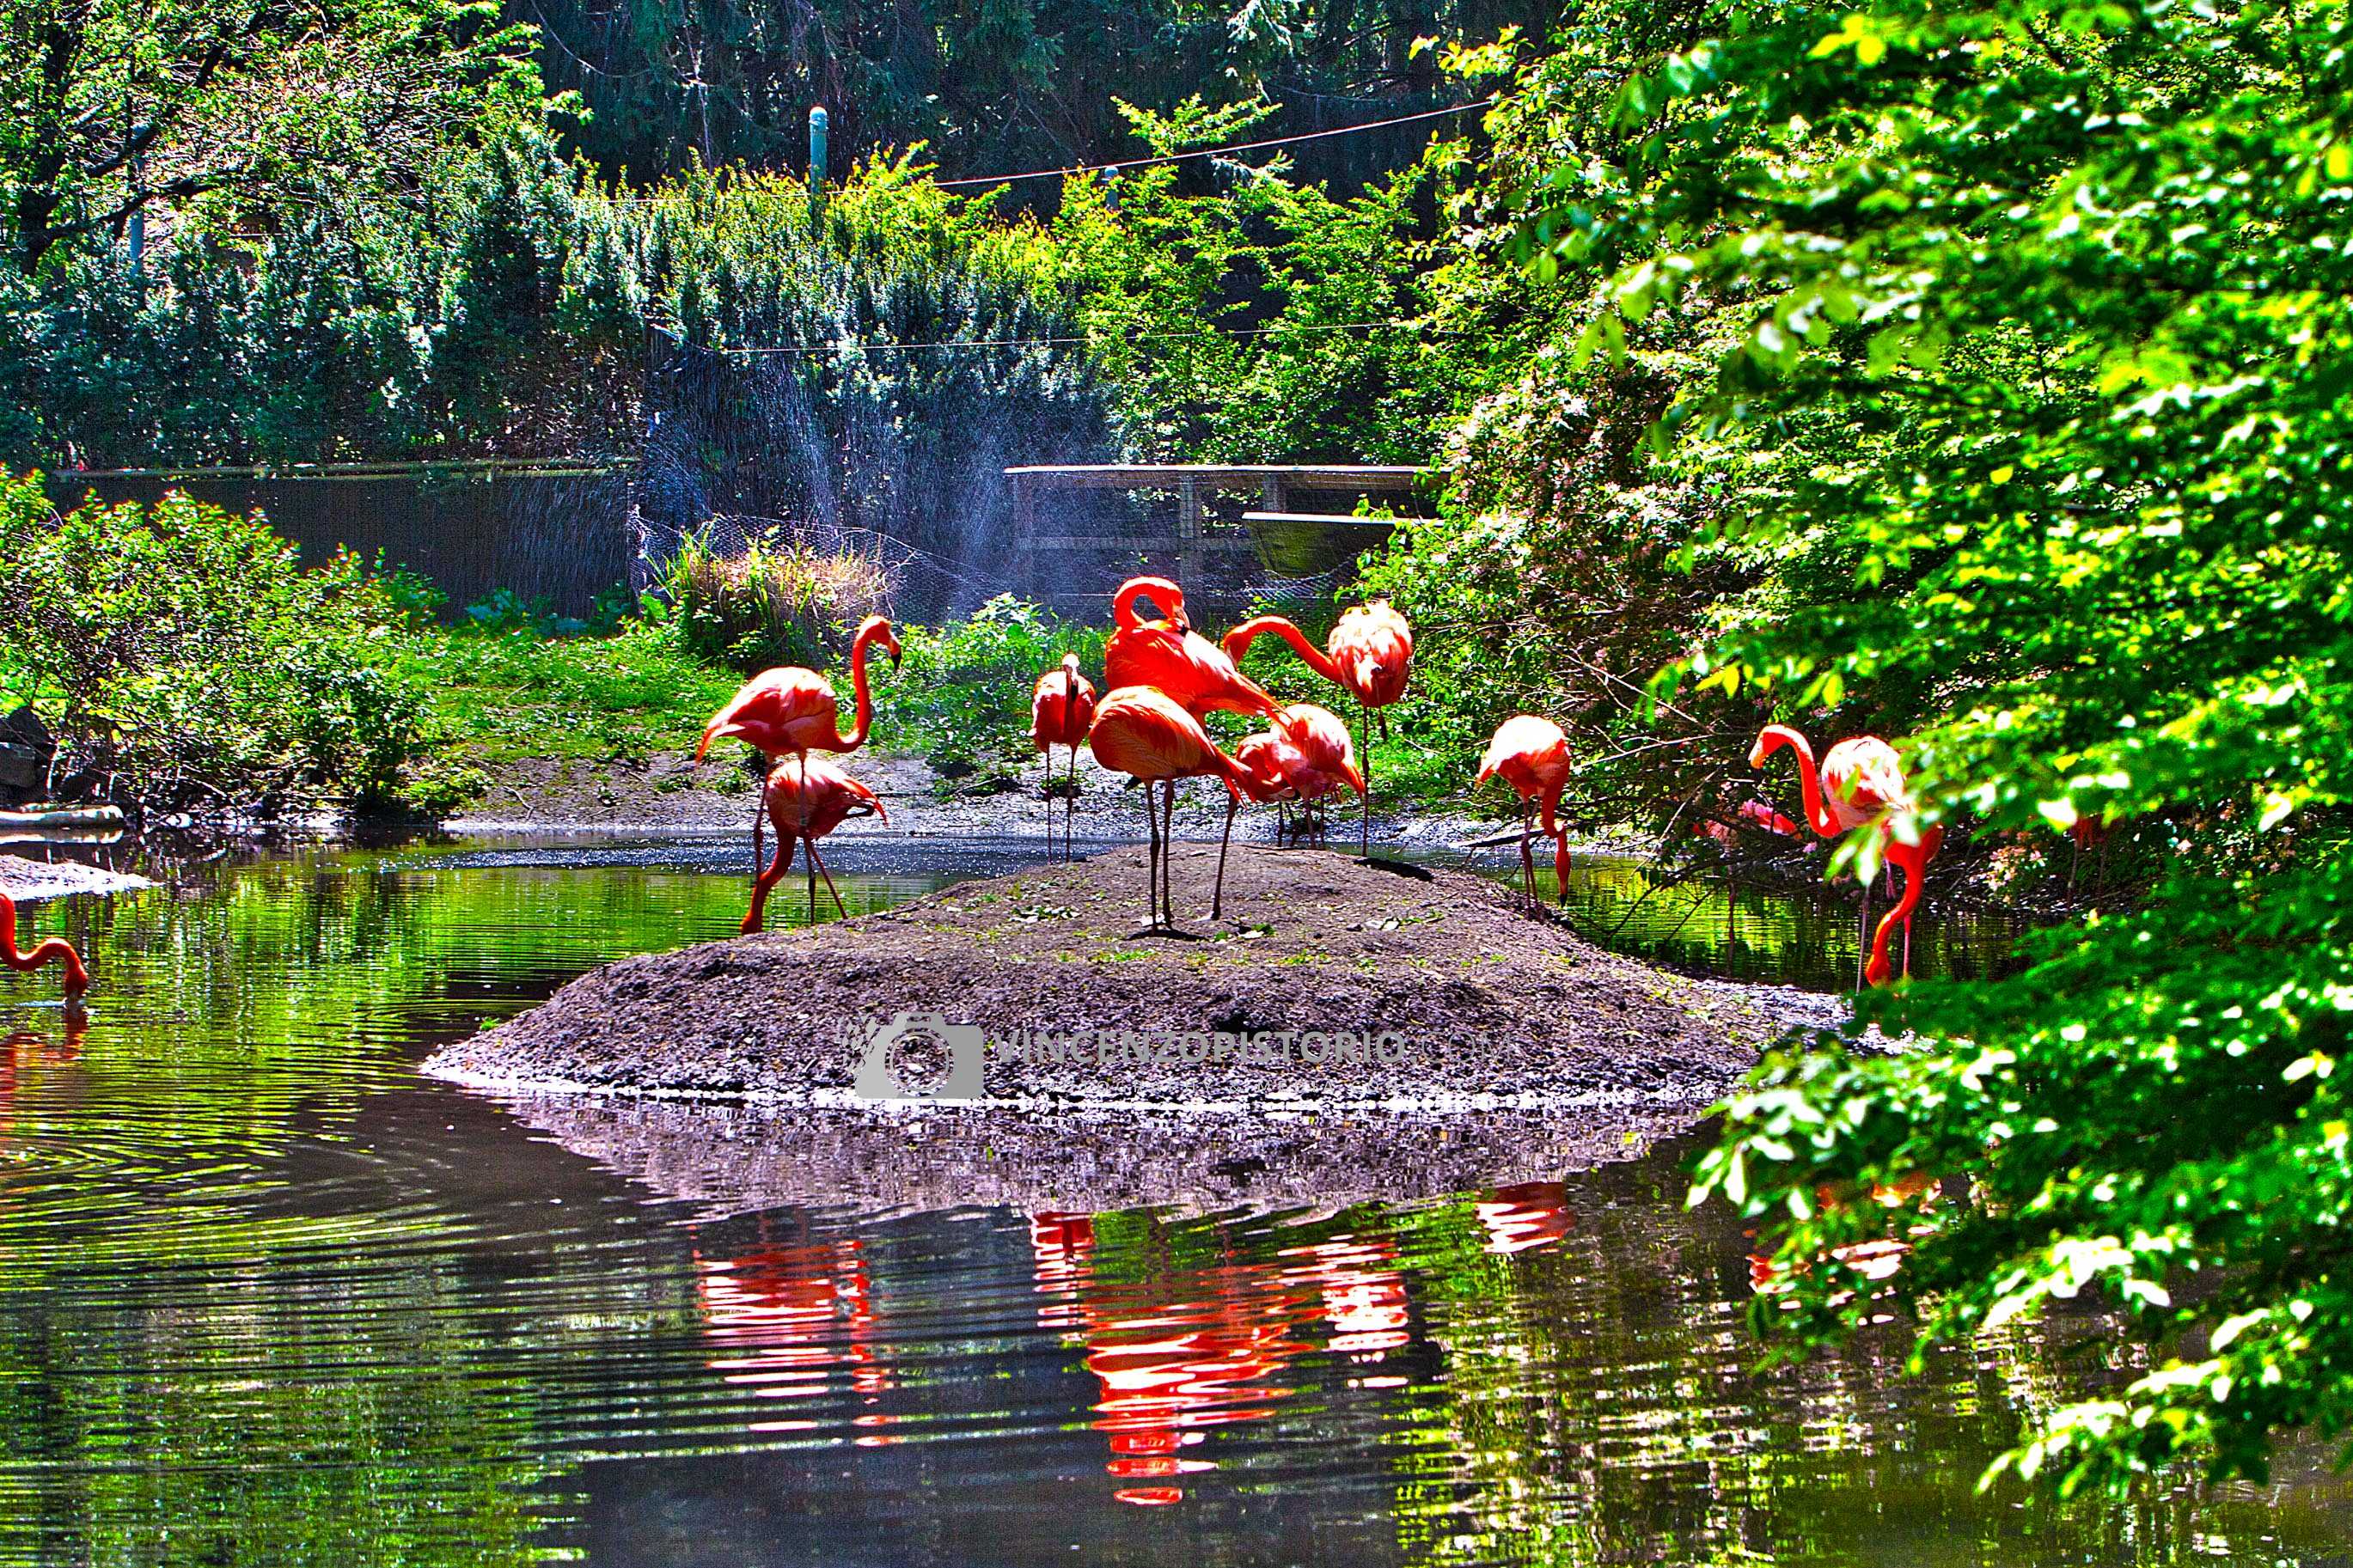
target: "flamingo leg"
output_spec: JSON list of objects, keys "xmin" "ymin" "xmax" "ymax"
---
[
  {"xmin": 1360, "ymin": 699, "xmax": 1372, "ymax": 860},
  {"xmin": 1519, "ymin": 802, "xmax": 1537, "ymax": 906},
  {"xmin": 743, "ymin": 835, "xmax": 797, "ymax": 934},
  {"xmin": 1161, "ymin": 781, "xmax": 1176, "ymax": 928},
  {"xmin": 807, "ymin": 838, "xmax": 849, "ymax": 919},
  {"xmin": 1142, "ymin": 779, "xmax": 1161, "ymax": 930},
  {"xmin": 1214, "ymin": 792, "xmax": 1238, "ymax": 920},
  {"xmin": 1066, "ymin": 746, "xmax": 1079, "ymax": 862},
  {"xmin": 749, "ymin": 749, "xmax": 773, "ymax": 884}
]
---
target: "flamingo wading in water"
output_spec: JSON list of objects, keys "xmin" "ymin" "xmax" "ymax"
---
[
  {"xmin": 1102, "ymin": 577, "xmax": 1280, "ymax": 723},
  {"xmin": 1223, "ymin": 601, "xmax": 1412, "ymax": 857},
  {"xmin": 0, "ymin": 891, "xmax": 89, "ymax": 997},
  {"xmin": 1749, "ymin": 725, "xmax": 1945, "ymax": 987},
  {"xmin": 698, "ymin": 615, "xmax": 901, "ymax": 878},
  {"xmin": 1030, "ymin": 653, "xmax": 1097, "ymax": 861},
  {"xmin": 1477, "ymin": 716, "xmax": 1574, "ymax": 906},
  {"xmin": 1086, "ymin": 686, "xmax": 1255, "ymax": 930},
  {"xmin": 741, "ymin": 758, "xmax": 889, "ymax": 931}
]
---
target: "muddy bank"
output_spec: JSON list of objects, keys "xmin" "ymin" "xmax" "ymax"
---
[
  {"xmin": 447, "ymin": 748, "xmax": 1531, "ymax": 851},
  {"xmin": 0, "ymin": 853, "xmax": 153, "ymax": 902},
  {"xmin": 492, "ymin": 1094, "xmax": 1710, "ymax": 1217},
  {"xmin": 428, "ymin": 848, "xmax": 1824, "ymax": 1112}
]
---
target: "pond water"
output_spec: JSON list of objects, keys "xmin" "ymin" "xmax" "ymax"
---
[{"xmin": 0, "ymin": 835, "xmax": 2340, "ymax": 1565}]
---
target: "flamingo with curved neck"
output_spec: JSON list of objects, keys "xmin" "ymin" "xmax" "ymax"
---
[
  {"xmin": 1102, "ymin": 577, "xmax": 1278, "ymax": 721},
  {"xmin": 0, "ymin": 893, "xmax": 88, "ymax": 996},
  {"xmin": 1750, "ymin": 723, "xmax": 1939, "ymax": 985},
  {"xmin": 1478, "ymin": 716, "xmax": 1574, "ymax": 906},
  {"xmin": 1223, "ymin": 601, "xmax": 1412, "ymax": 856},
  {"xmin": 1112, "ymin": 577, "xmax": 1189, "ymax": 634},
  {"xmin": 696, "ymin": 615, "xmax": 902, "ymax": 878},
  {"xmin": 742, "ymin": 758, "xmax": 890, "ymax": 931},
  {"xmin": 1865, "ymin": 828, "xmax": 1947, "ymax": 986}
]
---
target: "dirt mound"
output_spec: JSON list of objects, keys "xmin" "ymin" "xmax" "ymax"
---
[{"xmin": 426, "ymin": 847, "xmax": 1793, "ymax": 1108}]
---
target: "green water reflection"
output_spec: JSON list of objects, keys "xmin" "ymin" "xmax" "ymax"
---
[
  {"xmin": 1544, "ymin": 853, "xmax": 2021, "ymax": 990},
  {"xmin": 0, "ymin": 841, "xmax": 2337, "ymax": 1565}
]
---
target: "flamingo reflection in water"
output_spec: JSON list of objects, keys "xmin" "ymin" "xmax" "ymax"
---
[
  {"xmin": 1474, "ymin": 1181, "xmax": 1576, "ymax": 1256},
  {"xmin": 0, "ymin": 1014, "xmax": 87, "ymax": 1170},
  {"xmin": 694, "ymin": 1229, "xmax": 890, "ymax": 1438},
  {"xmin": 1025, "ymin": 1215, "xmax": 1412, "ymax": 1505}
]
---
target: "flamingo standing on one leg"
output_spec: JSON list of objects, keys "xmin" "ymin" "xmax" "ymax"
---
[
  {"xmin": 1748, "ymin": 724, "xmax": 1942, "ymax": 986},
  {"xmin": 1476, "ymin": 717, "xmax": 1574, "ymax": 906},
  {"xmin": 742, "ymin": 759, "xmax": 890, "ymax": 932},
  {"xmin": 697, "ymin": 615, "xmax": 902, "ymax": 877},
  {"xmin": 1223, "ymin": 601, "xmax": 1412, "ymax": 858},
  {"xmin": 1031, "ymin": 654, "xmax": 1097, "ymax": 862},
  {"xmin": 1085, "ymin": 686, "xmax": 1255, "ymax": 931},
  {"xmin": 1102, "ymin": 577, "xmax": 1280, "ymax": 722},
  {"xmin": 1217, "ymin": 705, "xmax": 1366, "ymax": 912},
  {"xmin": 0, "ymin": 891, "xmax": 89, "ymax": 997}
]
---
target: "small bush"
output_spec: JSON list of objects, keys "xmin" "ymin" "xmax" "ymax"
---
[
  {"xmin": 877, "ymin": 595, "xmax": 1105, "ymax": 785},
  {"xmin": 663, "ymin": 525, "xmax": 895, "ymax": 674},
  {"xmin": 0, "ymin": 473, "xmax": 428, "ymax": 816}
]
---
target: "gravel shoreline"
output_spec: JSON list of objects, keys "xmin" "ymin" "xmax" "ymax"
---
[
  {"xmin": 426, "ymin": 848, "xmax": 1834, "ymax": 1113},
  {"xmin": 0, "ymin": 853, "xmax": 154, "ymax": 902}
]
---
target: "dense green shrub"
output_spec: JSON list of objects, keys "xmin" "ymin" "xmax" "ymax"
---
[
  {"xmin": 1436, "ymin": 0, "xmax": 2353, "ymax": 1496},
  {"xmin": 0, "ymin": 473, "xmax": 426, "ymax": 815},
  {"xmin": 873, "ymin": 596, "xmax": 1105, "ymax": 785},
  {"xmin": 663, "ymin": 526, "xmax": 897, "ymax": 674}
]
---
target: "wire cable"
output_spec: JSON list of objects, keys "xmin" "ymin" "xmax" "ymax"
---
[
  {"xmin": 652, "ymin": 316, "xmax": 1461, "ymax": 357},
  {"xmin": 932, "ymin": 97, "xmax": 1494, "ymax": 189},
  {"xmin": 598, "ymin": 97, "xmax": 1493, "ymax": 205}
]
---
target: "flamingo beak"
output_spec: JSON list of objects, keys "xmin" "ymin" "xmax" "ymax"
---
[{"xmin": 1746, "ymin": 740, "xmax": 1770, "ymax": 769}]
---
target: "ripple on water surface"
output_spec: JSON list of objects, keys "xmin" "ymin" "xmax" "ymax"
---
[{"xmin": 0, "ymin": 837, "xmax": 2342, "ymax": 1566}]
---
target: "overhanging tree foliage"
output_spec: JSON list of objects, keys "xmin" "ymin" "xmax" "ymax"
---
[
  {"xmin": 1481, "ymin": 0, "xmax": 2353, "ymax": 1492},
  {"xmin": 0, "ymin": 0, "xmax": 542, "ymax": 275}
]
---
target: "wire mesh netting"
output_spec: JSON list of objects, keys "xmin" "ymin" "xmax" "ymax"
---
[{"xmin": 634, "ymin": 332, "xmax": 1383, "ymax": 625}]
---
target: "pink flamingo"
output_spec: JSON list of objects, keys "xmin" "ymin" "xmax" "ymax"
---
[
  {"xmin": 1219, "ymin": 704, "xmax": 1366, "ymax": 898},
  {"xmin": 697, "ymin": 615, "xmax": 901, "ymax": 876},
  {"xmin": 1223, "ymin": 601, "xmax": 1413, "ymax": 856},
  {"xmin": 0, "ymin": 891, "xmax": 88, "ymax": 997},
  {"xmin": 742, "ymin": 758, "xmax": 889, "ymax": 931},
  {"xmin": 1030, "ymin": 653, "xmax": 1097, "ymax": 861},
  {"xmin": 1477, "ymin": 716, "xmax": 1574, "ymax": 906},
  {"xmin": 1086, "ymin": 686, "xmax": 1256, "ymax": 929},
  {"xmin": 1749, "ymin": 725, "xmax": 1944, "ymax": 986},
  {"xmin": 1102, "ymin": 577, "xmax": 1280, "ymax": 722}
]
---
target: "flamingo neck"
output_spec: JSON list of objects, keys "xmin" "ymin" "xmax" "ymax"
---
[
  {"xmin": 1062, "ymin": 655, "xmax": 1081, "ymax": 737},
  {"xmin": 0, "ymin": 893, "xmax": 86, "ymax": 991},
  {"xmin": 834, "ymin": 625, "xmax": 883, "ymax": 749},
  {"xmin": 1114, "ymin": 580, "xmax": 1183, "ymax": 632},
  {"xmin": 1758, "ymin": 726, "xmax": 1843, "ymax": 839},
  {"xmin": 1225, "ymin": 616, "xmax": 1344, "ymax": 686},
  {"xmin": 1865, "ymin": 840, "xmax": 1932, "ymax": 986}
]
